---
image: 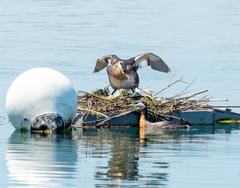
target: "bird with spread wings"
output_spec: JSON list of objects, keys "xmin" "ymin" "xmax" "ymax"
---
[{"xmin": 94, "ymin": 53, "xmax": 171, "ymax": 94}]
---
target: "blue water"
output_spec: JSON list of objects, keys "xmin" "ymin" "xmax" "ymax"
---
[{"xmin": 1, "ymin": 0, "xmax": 240, "ymax": 187}]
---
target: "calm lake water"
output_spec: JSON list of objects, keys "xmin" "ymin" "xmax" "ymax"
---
[{"xmin": 1, "ymin": 0, "xmax": 240, "ymax": 187}]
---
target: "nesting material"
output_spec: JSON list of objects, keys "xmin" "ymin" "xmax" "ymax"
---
[{"xmin": 77, "ymin": 88, "xmax": 215, "ymax": 125}]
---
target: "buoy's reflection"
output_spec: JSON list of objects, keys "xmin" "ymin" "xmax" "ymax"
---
[{"xmin": 6, "ymin": 131, "xmax": 78, "ymax": 187}]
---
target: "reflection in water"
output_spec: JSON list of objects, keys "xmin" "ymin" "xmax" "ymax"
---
[
  {"xmin": 1, "ymin": 0, "xmax": 240, "ymax": 186},
  {"xmin": 141, "ymin": 124, "xmax": 240, "ymax": 143},
  {"xmin": 0, "ymin": 116, "xmax": 9, "ymax": 125},
  {"xmin": 5, "ymin": 125, "xmax": 240, "ymax": 187},
  {"xmin": 107, "ymin": 135, "xmax": 139, "ymax": 180},
  {"xmin": 74, "ymin": 128, "xmax": 170, "ymax": 187},
  {"xmin": 6, "ymin": 131, "xmax": 78, "ymax": 187}
]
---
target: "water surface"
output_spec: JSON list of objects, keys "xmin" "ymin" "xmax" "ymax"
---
[{"xmin": 1, "ymin": 0, "xmax": 240, "ymax": 187}]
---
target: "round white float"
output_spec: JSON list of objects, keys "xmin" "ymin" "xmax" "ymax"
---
[{"xmin": 5, "ymin": 67, "xmax": 77, "ymax": 130}]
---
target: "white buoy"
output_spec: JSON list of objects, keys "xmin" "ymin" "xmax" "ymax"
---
[{"xmin": 5, "ymin": 68, "xmax": 77, "ymax": 131}]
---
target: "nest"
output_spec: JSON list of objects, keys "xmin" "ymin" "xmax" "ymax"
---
[
  {"xmin": 76, "ymin": 78, "xmax": 234, "ymax": 127},
  {"xmin": 77, "ymin": 88, "xmax": 213, "ymax": 119}
]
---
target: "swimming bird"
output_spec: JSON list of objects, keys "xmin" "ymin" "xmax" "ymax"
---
[{"xmin": 93, "ymin": 53, "xmax": 171, "ymax": 94}]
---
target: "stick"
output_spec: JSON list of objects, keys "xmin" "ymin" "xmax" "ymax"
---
[
  {"xmin": 78, "ymin": 90, "xmax": 111, "ymax": 101},
  {"xmin": 209, "ymin": 99, "xmax": 229, "ymax": 102},
  {"xmin": 178, "ymin": 90, "xmax": 209, "ymax": 100},
  {"xmin": 153, "ymin": 76, "xmax": 185, "ymax": 96},
  {"xmin": 71, "ymin": 118, "xmax": 104, "ymax": 128},
  {"xmin": 97, "ymin": 110, "xmax": 136, "ymax": 127},
  {"xmin": 172, "ymin": 79, "xmax": 196, "ymax": 98},
  {"xmin": 77, "ymin": 107, "xmax": 109, "ymax": 118},
  {"xmin": 169, "ymin": 91, "xmax": 190, "ymax": 99},
  {"xmin": 209, "ymin": 105, "xmax": 240, "ymax": 108},
  {"xmin": 179, "ymin": 79, "xmax": 196, "ymax": 94}
]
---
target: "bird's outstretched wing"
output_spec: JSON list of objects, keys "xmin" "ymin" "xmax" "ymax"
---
[
  {"xmin": 134, "ymin": 53, "xmax": 171, "ymax": 73},
  {"xmin": 94, "ymin": 55, "xmax": 119, "ymax": 73},
  {"xmin": 93, "ymin": 59, "xmax": 109, "ymax": 73}
]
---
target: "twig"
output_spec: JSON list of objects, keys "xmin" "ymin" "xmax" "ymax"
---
[
  {"xmin": 78, "ymin": 90, "xmax": 111, "ymax": 101},
  {"xmin": 178, "ymin": 90, "xmax": 209, "ymax": 100},
  {"xmin": 71, "ymin": 118, "xmax": 105, "ymax": 128},
  {"xmin": 166, "ymin": 91, "xmax": 191, "ymax": 100},
  {"xmin": 153, "ymin": 76, "xmax": 185, "ymax": 96},
  {"xmin": 209, "ymin": 99, "xmax": 229, "ymax": 102},
  {"xmin": 172, "ymin": 79, "xmax": 196, "ymax": 98},
  {"xmin": 209, "ymin": 105, "xmax": 240, "ymax": 108},
  {"xmin": 77, "ymin": 107, "xmax": 109, "ymax": 118},
  {"xmin": 97, "ymin": 110, "xmax": 136, "ymax": 127}
]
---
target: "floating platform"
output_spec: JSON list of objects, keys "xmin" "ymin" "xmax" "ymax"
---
[
  {"xmin": 72, "ymin": 108, "xmax": 240, "ymax": 128},
  {"xmin": 171, "ymin": 108, "xmax": 240, "ymax": 125}
]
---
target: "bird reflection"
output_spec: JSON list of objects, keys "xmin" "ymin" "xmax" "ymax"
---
[
  {"xmin": 6, "ymin": 131, "xmax": 78, "ymax": 187},
  {"xmin": 75, "ymin": 128, "xmax": 170, "ymax": 187},
  {"xmin": 106, "ymin": 132, "xmax": 139, "ymax": 180}
]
